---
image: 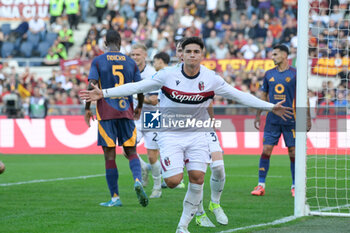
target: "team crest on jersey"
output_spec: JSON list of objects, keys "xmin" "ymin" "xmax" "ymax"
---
[
  {"xmin": 176, "ymin": 80, "xmax": 180, "ymax": 86},
  {"xmin": 198, "ymin": 81, "xmax": 205, "ymax": 91},
  {"xmin": 164, "ymin": 157, "xmax": 171, "ymax": 166},
  {"xmin": 285, "ymin": 77, "xmax": 291, "ymax": 82},
  {"xmin": 269, "ymin": 77, "xmax": 275, "ymax": 82}
]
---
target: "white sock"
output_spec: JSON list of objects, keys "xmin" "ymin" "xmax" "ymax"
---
[
  {"xmin": 178, "ymin": 183, "xmax": 203, "ymax": 228},
  {"xmin": 258, "ymin": 182, "xmax": 265, "ymax": 188},
  {"xmin": 196, "ymin": 188, "xmax": 205, "ymax": 216},
  {"xmin": 151, "ymin": 160, "xmax": 162, "ymax": 190},
  {"xmin": 138, "ymin": 154, "xmax": 149, "ymax": 170},
  {"xmin": 210, "ymin": 160, "xmax": 225, "ymax": 204}
]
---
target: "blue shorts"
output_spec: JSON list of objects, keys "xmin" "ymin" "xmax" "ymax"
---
[
  {"xmin": 263, "ymin": 123, "xmax": 295, "ymax": 147},
  {"xmin": 97, "ymin": 119, "xmax": 137, "ymax": 147}
]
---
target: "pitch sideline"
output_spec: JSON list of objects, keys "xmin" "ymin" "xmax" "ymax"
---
[{"xmin": 0, "ymin": 174, "xmax": 105, "ymax": 186}]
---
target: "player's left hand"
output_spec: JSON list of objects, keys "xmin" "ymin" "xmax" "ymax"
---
[
  {"xmin": 134, "ymin": 107, "xmax": 141, "ymax": 120},
  {"xmin": 272, "ymin": 99, "xmax": 294, "ymax": 121},
  {"xmin": 79, "ymin": 83, "xmax": 103, "ymax": 102},
  {"xmin": 84, "ymin": 109, "xmax": 94, "ymax": 127}
]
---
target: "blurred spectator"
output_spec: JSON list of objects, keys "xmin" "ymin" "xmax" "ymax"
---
[
  {"xmin": 135, "ymin": 0, "xmax": 148, "ymax": 19},
  {"xmin": 205, "ymin": 30, "xmax": 220, "ymax": 54},
  {"xmin": 51, "ymin": 39, "xmax": 67, "ymax": 59},
  {"xmin": 95, "ymin": 0, "xmax": 108, "ymax": 23},
  {"xmin": 65, "ymin": 0, "xmax": 80, "ymax": 30},
  {"xmin": 80, "ymin": 0, "xmax": 90, "ymax": 22},
  {"xmin": 49, "ymin": 0, "xmax": 65, "ymax": 25},
  {"xmin": 28, "ymin": 86, "xmax": 48, "ymax": 118},
  {"xmin": 241, "ymin": 38, "xmax": 259, "ymax": 59},
  {"xmin": 334, "ymin": 91, "xmax": 348, "ymax": 115},
  {"xmin": 8, "ymin": 16, "xmax": 29, "ymax": 42},
  {"xmin": 120, "ymin": 0, "xmax": 135, "ymax": 19},
  {"xmin": 28, "ymin": 15, "xmax": 46, "ymax": 40},
  {"xmin": 43, "ymin": 49, "xmax": 60, "ymax": 66},
  {"xmin": 318, "ymin": 95, "xmax": 336, "ymax": 115},
  {"xmin": 337, "ymin": 65, "xmax": 350, "ymax": 88},
  {"xmin": 215, "ymin": 42, "xmax": 229, "ymax": 59},
  {"xmin": 59, "ymin": 24, "xmax": 74, "ymax": 52}
]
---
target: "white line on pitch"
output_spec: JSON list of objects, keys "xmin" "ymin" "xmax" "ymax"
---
[
  {"xmin": 0, "ymin": 174, "xmax": 105, "ymax": 187},
  {"xmin": 217, "ymin": 216, "xmax": 297, "ymax": 233}
]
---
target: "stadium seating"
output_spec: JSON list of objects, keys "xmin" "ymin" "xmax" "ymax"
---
[
  {"xmin": 36, "ymin": 41, "xmax": 51, "ymax": 57},
  {"xmin": 45, "ymin": 32, "xmax": 58, "ymax": 46},
  {"xmin": 1, "ymin": 23, "xmax": 11, "ymax": 36},
  {"xmin": 27, "ymin": 33, "xmax": 41, "ymax": 49},
  {"xmin": 1, "ymin": 41, "xmax": 14, "ymax": 57},
  {"xmin": 19, "ymin": 41, "xmax": 34, "ymax": 57}
]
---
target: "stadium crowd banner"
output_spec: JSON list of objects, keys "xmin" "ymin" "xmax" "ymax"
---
[
  {"xmin": 311, "ymin": 57, "xmax": 350, "ymax": 76},
  {"xmin": 0, "ymin": 0, "xmax": 49, "ymax": 20},
  {"xmin": 0, "ymin": 115, "xmax": 349, "ymax": 155},
  {"xmin": 201, "ymin": 59, "xmax": 277, "ymax": 72}
]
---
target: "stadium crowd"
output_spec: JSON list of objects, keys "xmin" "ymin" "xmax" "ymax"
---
[{"xmin": 0, "ymin": 0, "xmax": 349, "ymax": 116}]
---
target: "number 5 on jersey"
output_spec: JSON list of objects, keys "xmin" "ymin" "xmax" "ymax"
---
[{"xmin": 112, "ymin": 65, "xmax": 124, "ymax": 87}]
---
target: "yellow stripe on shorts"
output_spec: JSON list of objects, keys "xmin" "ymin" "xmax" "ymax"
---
[
  {"xmin": 123, "ymin": 127, "xmax": 137, "ymax": 147},
  {"xmin": 98, "ymin": 121, "xmax": 116, "ymax": 147}
]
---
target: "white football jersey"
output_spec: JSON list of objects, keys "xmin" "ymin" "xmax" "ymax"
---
[{"xmin": 154, "ymin": 64, "xmax": 224, "ymax": 123}]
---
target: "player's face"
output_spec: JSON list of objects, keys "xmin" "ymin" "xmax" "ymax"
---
[
  {"xmin": 272, "ymin": 49, "xmax": 287, "ymax": 66},
  {"xmin": 176, "ymin": 43, "xmax": 183, "ymax": 62},
  {"xmin": 182, "ymin": 43, "xmax": 203, "ymax": 67},
  {"xmin": 153, "ymin": 58, "xmax": 164, "ymax": 71},
  {"xmin": 131, "ymin": 48, "xmax": 147, "ymax": 68}
]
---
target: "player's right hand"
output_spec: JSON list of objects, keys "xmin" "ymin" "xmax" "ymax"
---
[
  {"xmin": 254, "ymin": 116, "xmax": 261, "ymax": 130},
  {"xmin": 79, "ymin": 83, "xmax": 103, "ymax": 102},
  {"xmin": 272, "ymin": 99, "xmax": 294, "ymax": 121},
  {"xmin": 134, "ymin": 107, "xmax": 141, "ymax": 120},
  {"xmin": 84, "ymin": 109, "xmax": 94, "ymax": 127}
]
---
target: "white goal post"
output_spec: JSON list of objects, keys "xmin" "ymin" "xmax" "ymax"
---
[{"xmin": 295, "ymin": 0, "xmax": 350, "ymax": 217}]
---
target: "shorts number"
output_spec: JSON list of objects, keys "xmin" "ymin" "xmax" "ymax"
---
[
  {"xmin": 112, "ymin": 65, "xmax": 124, "ymax": 87},
  {"xmin": 210, "ymin": 132, "xmax": 217, "ymax": 142},
  {"xmin": 291, "ymin": 129, "xmax": 295, "ymax": 138},
  {"xmin": 152, "ymin": 132, "xmax": 158, "ymax": 142}
]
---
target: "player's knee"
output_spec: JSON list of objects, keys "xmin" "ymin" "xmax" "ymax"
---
[
  {"xmin": 210, "ymin": 160, "xmax": 225, "ymax": 179},
  {"xmin": 165, "ymin": 178, "xmax": 181, "ymax": 189},
  {"xmin": 261, "ymin": 153, "xmax": 271, "ymax": 159}
]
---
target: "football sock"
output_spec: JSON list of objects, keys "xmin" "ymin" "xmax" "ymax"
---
[
  {"xmin": 258, "ymin": 153, "xmax": 270, "ymax": 184},
  {"xmin": 105, "ymin": 160, "xmax": 119, "ymax": 197},
  {"xmin": 178, "ymin": 183, "xmax": 203, "ymax": 228},
  {"xmin": 210, "ymin": 160, "xmax": 225, "ymax": 204},
  {"xmin": 128, "ymin": 153, "xmax": 142, "ymax": 181},
  {"xmin": 196, "ymin": 189, "xmax": 205, "ymax": 216},
  {"xmin": 290, "ymin": 157, "xmax": 295, "ymax": 185},
  {"xmin": 151, "ymin": 160, "xmax": 162, "ymax": 190},
  {"xmin": 138, "ymin": 154, "xmax": 151, "ymax": 171}
]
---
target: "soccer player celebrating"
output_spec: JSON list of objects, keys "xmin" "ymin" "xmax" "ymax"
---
[
  {"xmin": 80, "ymin": 37, "xmax": 293, "ymax": 233},
  {"xmin": 250, "ymin": 44, "xmax": 311, "ymax": 197},
  {"xmin": 130, "ymin": 43, "xmax": 163, "ymax": 198},
  {"xmin": 84, "ymin": 30, "xmax": 148, "ymax": 207}
]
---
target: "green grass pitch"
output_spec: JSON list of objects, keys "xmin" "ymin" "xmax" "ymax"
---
[{"xmin": 0, "ymin": 154, "xmax": 349, "ymax": 233}]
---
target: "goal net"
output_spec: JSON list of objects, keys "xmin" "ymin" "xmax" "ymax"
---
[{"xmin": 297, "ymin": 0, "xmax": 350, "ymax": 217}]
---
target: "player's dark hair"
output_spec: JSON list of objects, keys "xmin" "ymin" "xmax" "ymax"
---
[
  {"xmin": 105, "ymin": 30, "xmax": 121, "ymax": 47},
  {"xmin": 176, "ymin": 37, "xmax": 186, "ymax": 48},
  {"xmin": 181, "ymin": 37, "xmax": 205, "ymax": 50},
  {"xmin": 273, "ymin": 44, "xmax": 289, "ymax": 55},
  {"xmin": 154, "ymin": 52, "xmax": 170, "ymax": 64}
]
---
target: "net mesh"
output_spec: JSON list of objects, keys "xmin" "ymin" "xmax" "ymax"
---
[{"xmin": 306, "ymin": 0, "xmax": 350, "ymax": 216}]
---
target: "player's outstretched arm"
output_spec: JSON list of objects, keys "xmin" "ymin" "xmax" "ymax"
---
[
  {"xmin": 215, "ymin": 82, "xmax": 293, "ymax": 120},
  {"xmin": 79, "ymin": 78, "xmax": 162, "ymax": 102},
  {"xmin": 271, "ymin": 99, "xmax": 294, "ymax": 121}
]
